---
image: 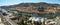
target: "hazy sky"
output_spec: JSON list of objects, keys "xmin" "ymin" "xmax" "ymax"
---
[{"xmin": 0, "ymin": 0, "xmax": 60, "ymax": 6}]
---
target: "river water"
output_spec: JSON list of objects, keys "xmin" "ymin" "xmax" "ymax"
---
[{"xmin": 6, "ymin": 10, "xmax": 60, "ymax": 18}]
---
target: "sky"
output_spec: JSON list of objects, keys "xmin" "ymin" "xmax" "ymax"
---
[{"xmin": 0, "ymin": 0, "xmax": 60, "ymax": 6}]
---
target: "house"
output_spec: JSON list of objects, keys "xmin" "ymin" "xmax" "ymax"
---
[{"xmin": 29, "ymin": 17, "xmax": 44, "ymax": 23}]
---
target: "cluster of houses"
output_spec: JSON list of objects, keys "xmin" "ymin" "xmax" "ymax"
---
[{"xmin": 28, "ymin": 16, "xmax": 60, "ymax": 25}]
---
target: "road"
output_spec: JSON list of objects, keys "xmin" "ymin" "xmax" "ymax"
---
[
  {"xmin": 4, "ymin": 16, "xmax": 18, "ymax": 25},
  {"xmin": 1, "ymin": 13, "xmax": 18, "ymax": 25}
]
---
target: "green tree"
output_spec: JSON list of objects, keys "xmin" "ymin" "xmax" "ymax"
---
[{"xmin": 18, "ymin": 19, "xmax": 24, "ymax": 25}]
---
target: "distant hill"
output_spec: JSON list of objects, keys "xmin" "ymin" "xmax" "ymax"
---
[
  {"xmin": 0, "ymin": 2, "xmax": 60, "ymax": 8},
  {"xmin": 0, "ymin": 2, "xmax": 60, "ymax": 13}
]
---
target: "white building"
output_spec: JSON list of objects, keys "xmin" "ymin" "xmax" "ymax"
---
[
  {"xmin": 0, "ymin": 18, "xmax": 1, "ymax": 22},
  {"xmin": 29, "ymin": 17, "xmax": 44, "ymax": 23}
]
